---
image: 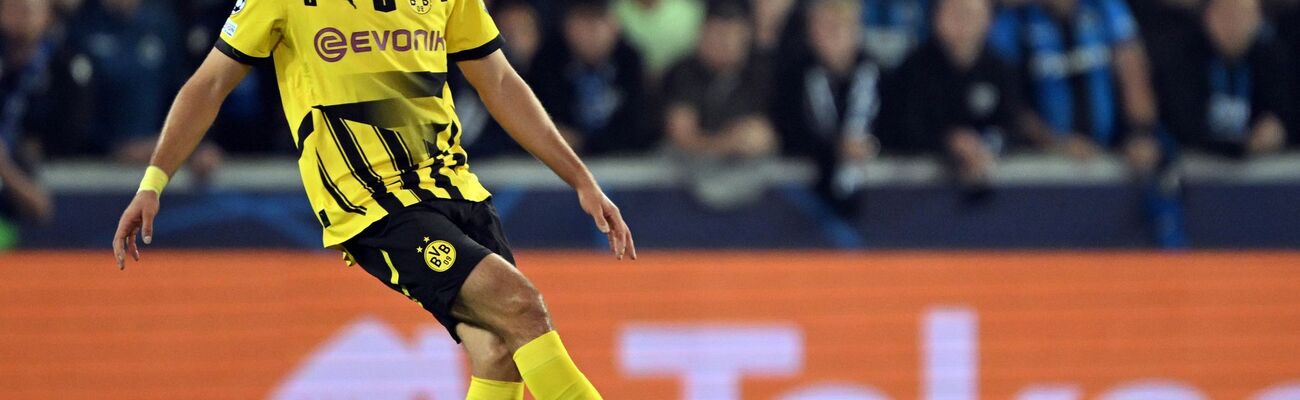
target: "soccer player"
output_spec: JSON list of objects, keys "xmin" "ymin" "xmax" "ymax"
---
[{"xmin": 110, "ymin": 0, "xmax": 636, "ymax": 398}]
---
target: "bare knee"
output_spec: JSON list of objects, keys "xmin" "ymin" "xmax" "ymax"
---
[{"xmin": 494, "ymin": 285, "xmax": 552, "ymax": 349}]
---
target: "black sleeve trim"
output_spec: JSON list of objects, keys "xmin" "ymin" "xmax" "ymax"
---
[
  {"xmin": 447, "ymin": 35, "xmax": 505, "ymax": 62},
  {"xmin": 215, "ymin": 38, "xmax": 270, "ymax": 65}
]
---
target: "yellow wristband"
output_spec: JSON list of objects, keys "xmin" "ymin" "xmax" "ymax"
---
[{"xmin": 138, "ymin": 165, "xmax": 170, "ymax": 195}]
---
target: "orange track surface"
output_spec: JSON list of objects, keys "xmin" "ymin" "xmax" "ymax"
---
[{"xmin": 1, "ymin": 251, "xmax": 1298, "ymax": 399}]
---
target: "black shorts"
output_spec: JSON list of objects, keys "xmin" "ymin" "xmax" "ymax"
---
[{"xmin": 342, "ymin": 198, "xmax": 515, "ymax": 342}]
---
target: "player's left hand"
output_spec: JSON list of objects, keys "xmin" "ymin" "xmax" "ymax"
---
[{"xmin": 578, "ymin": 186, "xmax": 637, "ymax": 260}]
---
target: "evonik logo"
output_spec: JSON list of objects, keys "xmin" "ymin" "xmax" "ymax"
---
[{"xmin": 315, "ymin": 27, "xmax": 446, "ymax": 62}]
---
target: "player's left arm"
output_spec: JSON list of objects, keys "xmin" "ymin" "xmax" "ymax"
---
[{"xmin": 458, "ymin": 51, "xmax": 636, "ymax": 260}]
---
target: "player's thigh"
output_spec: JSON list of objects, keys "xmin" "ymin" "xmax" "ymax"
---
[
  {"xmin": 344, "ymin": 206, "xmax": 497, "ymax": 341},
  {"xmin": 451, "ymin": 255, "xmax": 553, "ymax": 347},
  {"xmin": 456, "ymin": 323, "xmax": 521, "ymax": 381}
]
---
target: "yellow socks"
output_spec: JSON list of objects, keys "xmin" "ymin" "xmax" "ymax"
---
[
  {"xmin": 466, "ymin": 376, "xmax": 524, "ymax": 400},
  {"xmin": 512, "ymin": 331, "xmax": 602, "ymax": 400}
]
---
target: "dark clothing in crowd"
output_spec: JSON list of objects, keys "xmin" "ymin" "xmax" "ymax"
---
[
  {"xmin": 664, "ymin": 58, "xmax": 772, "ymax": 133},
  {"xmin": 773, "ymin": 51, "xmax": 880, "ymax": 210},
  {"xmin": 2, "ymin": 28, "xmax": 88, "ymax": 160},
  {"xmin": 177, "ymin": 0, "xmax": 232, "ymax": 69},
  {"xmin": 64, "ymin": 2, "xmax": 183, "ymax": 155},
  {"xmin": 756, "ymin": 0, "xmax": 810, "ymax": 65},
  {"xmin": 532, "ymin": 38, "xmax": 654, "ymax": 155},
  {"xmin": 879, "ymin": 42, "xmax": 1020, "ymax": 154},
  {"xmin": 1278, "ymin": 6, "xmax": 1300, "ymax": 147},
  {"xmin": 1129, "ymin": 0, "xmax": 1202, "ymax": 101},
  {"xmin": 989, "ymin": 0, "xmax": 1140, "ymax": 147},
  {"xmin": 776, "ymin": 53, "xmax": 879, "ymax": 156},
  {"xmin": 1, "ymin": 39, "xmax": 64, "ymax": 151},
  {"xmin": 0, "ymin": 38, "xmax": 60, "ymax": 218},
  {"xmin": 1158, "ymin": 30, "xmax": 1292, "ymax": 156}
]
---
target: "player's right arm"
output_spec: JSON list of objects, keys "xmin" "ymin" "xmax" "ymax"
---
[{"xmin": 111, "ymin": 50, "xmax": 251, "ymax": 270}]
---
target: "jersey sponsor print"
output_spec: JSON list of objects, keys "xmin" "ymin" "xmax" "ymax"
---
[{"xmin": 218, "ymin": 0, "xmax": 503, "ymax": 247}]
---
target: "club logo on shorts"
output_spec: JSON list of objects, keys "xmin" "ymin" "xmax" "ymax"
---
[
  {"xmin": 231, "ymin": 0, "xmax": 246, "ymax": 15},
  {"xmin": 409, "ymin": 0, "xmax": 432, "ymax": 14},
  {"xmin": 420, "ymin": 238, "xmax": 456, "ymax": 272}
]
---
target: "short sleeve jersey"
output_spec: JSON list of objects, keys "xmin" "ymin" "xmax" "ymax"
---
[{"xmin": 215, "ymin": 0, "xmax": 503, "ymax": 248}]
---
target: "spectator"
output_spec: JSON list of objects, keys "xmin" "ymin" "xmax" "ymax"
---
[
  {"xmin": 614, "ymin": 0, "xmax": 706, "ymax": 81},
  {"xmin": 532, "ymin": 0, "xmax": 654, "ymax": 155},
  {"xmin": 66, "ymin": 0, "xmax": 222, "ymax": 178},
  {"xmin": 664, "ymin": 0, "xmax": 777, "ymax": 208},
  {"xmin": 989, "ymin": 0, "xmax": 1164, "ymax": 176},
  {"xmin": 881, "ymin": 0, "xmax": 1021, "ymax": 198},
  {"xmin": 773, "ymin": 0, "xmax": 879, "ymax": 214},
  {"xmin": 0, "ymin": 0, "xmax": 58, "ymax": 247},
  {"xmin": 1160, "ymin": 0, "xmax": 1290, "ymax": 157},
  {"xmin": 665, "ymin": 0, "xmax": 776, "ymax": 160},
  {"xmin": 990, "ymin": 0, "xmax": 1186, "ymax": 247},
  {"xmin": 862, "ymin": 0, "xmax": 931, "ymax": 70}
]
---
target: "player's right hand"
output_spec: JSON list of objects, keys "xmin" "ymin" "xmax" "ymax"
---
[{"xmin": 112, "ymin": 191, "xmax": 160, "ymax": 270}]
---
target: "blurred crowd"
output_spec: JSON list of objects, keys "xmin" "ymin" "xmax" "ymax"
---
[{"xmin": 1, "ymin": 0, "xmax": 1298, "ymax": 244}]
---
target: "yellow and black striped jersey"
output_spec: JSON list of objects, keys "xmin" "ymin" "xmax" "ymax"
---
[{"xmin": 216, "ymin": 0, "xmax": 500, "ymax": 248}]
